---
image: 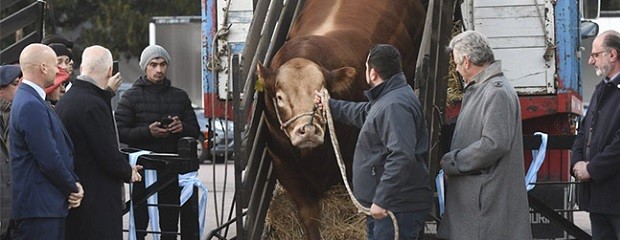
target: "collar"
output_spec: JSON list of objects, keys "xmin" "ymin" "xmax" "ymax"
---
[
  {"xmin": 470, "ymin": 60, "xmax": 503, "ymax": 84},
  {"xmin": 363, "ymin": 72, "xmax": 408, "ymax": 101},
  {"xmin": 22, "ymin": 80, "xmax": 46, "ymax": 100},
  {"xmin": 77, "ymin": 75, "xmax": 101, "ymax": 89}
]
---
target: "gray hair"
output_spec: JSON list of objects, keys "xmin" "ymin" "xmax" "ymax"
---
[
  {"xmin": 601, "ymin": 30, "xmax": 620, "ymax": 61},
  {"xmin": 81, "ymin": 45, "xmax": 113, "ymax": 77},
  {"xmin": 448, "ymin": 30, "xmax": 495, "ymax": 66}
]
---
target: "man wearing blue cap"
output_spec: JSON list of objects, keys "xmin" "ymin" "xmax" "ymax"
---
[{"xmin": 0, "ymin": 64, "xmax": 21, "ymax": 240}]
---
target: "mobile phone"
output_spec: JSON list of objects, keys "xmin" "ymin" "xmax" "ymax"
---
[
  {"xmin": 159, "ymin": 116, "xmax": 173, "ymax": 128},
  {"xmin": 112, "ymin": 61, "xmax": 119, "ymax": 75}
]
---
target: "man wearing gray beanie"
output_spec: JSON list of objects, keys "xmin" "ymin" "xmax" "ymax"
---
[{"xmin": 115, "ymin": 45, "xmax": 200, "ymax": 239}]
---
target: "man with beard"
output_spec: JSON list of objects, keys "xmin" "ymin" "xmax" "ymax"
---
[{"xmin": 571, "ymin": 30, "xmax": 620, "ymax": 240}]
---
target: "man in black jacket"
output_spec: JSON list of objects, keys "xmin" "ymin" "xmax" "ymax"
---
[
  {"xmin": 571, "ymin": 30, "xmax": 620, "ymax": 240},
  {"xmin": 115, "ymin": 45, "xmax": 200, "ymax": 239},
  {"xmin": 56, "ymin": 45, "xmax": 142, "ymax": 240},
  {"xmin": 316, "ymin": 44, "xmax": 432, "ymax": 240}
]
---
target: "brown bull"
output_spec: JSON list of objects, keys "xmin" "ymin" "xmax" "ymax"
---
[{"xmin": 257, "ymin": 0, "xmax": 426, "ymax": 239}]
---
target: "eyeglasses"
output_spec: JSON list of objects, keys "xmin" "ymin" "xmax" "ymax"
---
[{"xmin": 590, "ymin": 50, "xmax": 610, "ymax": 58}]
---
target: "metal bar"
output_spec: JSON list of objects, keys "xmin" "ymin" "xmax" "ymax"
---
[
  {"xmin": 528, "ymin": 193, "xmax": 592, "ymax": 240},
  {"xmin": 240, "ymin": 0, "xmax": 271, "ymax": 94},
  {"xmin": 0, "ymin": 1, "xmax": 42, "ymax": 38},
  {"xmin": 122, "ymin": 172, "xmax": 177, "ymax": 214}
]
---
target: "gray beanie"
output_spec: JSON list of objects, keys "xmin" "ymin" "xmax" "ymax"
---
[{"xmin": 139, "ymin": 45, "xmax": 171, "ymax": 70}]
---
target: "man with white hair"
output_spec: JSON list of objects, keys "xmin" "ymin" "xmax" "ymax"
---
[
  {"xmin": 55, "ymin": 45, "xmax": 143, "ymax": 240},
  {"xmin": 437, "ymin": 30, "xmax": 532, "ymax": 240},
  {"xmin": 10, "ymin": 43, "xmax": 83, "ymax": 240}
]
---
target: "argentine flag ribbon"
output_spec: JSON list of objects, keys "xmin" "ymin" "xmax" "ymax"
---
[{"xmin": 178, "ymin": 171, "xmax": 209, "ymax": 238}]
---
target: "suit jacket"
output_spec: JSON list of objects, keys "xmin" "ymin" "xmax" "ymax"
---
[
  {"xmin": 9, "ymin": 82, "xmax": 78, "ymax": 219},
  {"xmin": 571, "ymin": 75, "xmax": 620, "ymax": 214},
  {"xmin": 56, "ymin": 79, "xmax": 132, "ymax": 240}
]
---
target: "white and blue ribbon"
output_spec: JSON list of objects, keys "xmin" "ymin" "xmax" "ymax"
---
[
  {"xmin": 128, "ymin": 150, "xmax": 152, "ymax": 240},
  {"xmin": 525, "ymin": 132, "xmax": 548, "ymax": 191},
  {"xmin": 178, "ymin": 171, "xmax": 209, "ymax": 238},
  {"xmin": 145, "ymin": 168, "xmax": 160, "ymax": 240},
  {"xmin": 435, "ymin": 169, "xmax": 445, "ymax": 216}
]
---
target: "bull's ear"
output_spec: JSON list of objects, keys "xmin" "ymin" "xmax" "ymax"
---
[
  {"xmin": 256, "ymin": 62, "xmax": 274, "ymax": 93},
  {"xmin": 325, "ymin": 67, "xmax": 356, "ymax": 95}
]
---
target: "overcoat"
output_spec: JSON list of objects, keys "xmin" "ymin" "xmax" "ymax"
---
[
  {"xmin": 570, "ymin": 74, "xmax": 620, "ymax": 214},
  {"xmin": 437, "ymin": 61, "xmax": 532, "ymax": 240},
  {"xmin": 56, "ymin": 79, "xmax": 133, "ymax": 240}
]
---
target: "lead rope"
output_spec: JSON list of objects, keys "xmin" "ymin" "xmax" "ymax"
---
[{"xmin": 320, "ymin": 89, "xmax": 399, "ymax": 240}]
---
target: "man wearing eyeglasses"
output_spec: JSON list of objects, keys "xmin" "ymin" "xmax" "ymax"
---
[{"xmin": 571, "ymin": 30, "xmax": 620, "ymax": 240}]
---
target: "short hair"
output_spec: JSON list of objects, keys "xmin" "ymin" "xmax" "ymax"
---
[
  {"xmin": 601, "ymin": 30, "xmax": 620, "ymax": 61},
  {"xmin": 367, "ymin": 44, "xmax": 402, "ymax": 80},
  {"xmin": 81, "ymin": 45, "xmax": 113, "ymax": 77},
  {"xmin": 447, "ymin": 30, "xmax": 495, "ymax": 66}
]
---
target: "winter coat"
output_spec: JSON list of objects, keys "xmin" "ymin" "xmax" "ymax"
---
[
  {"xmin": 571, "ymin": 74, "xmax": 620, "ymax": 214},
  {"xmin": 0, "ymin": 99, "xmax": 10, "ymax": 234},
  {"xmin": 56, "ymin": 78, "xmax": 133, "ymax": 240},
  {"xmin": 115, "ymin": 76, "xmax": 200, "ymax": 153},
  {"xmin": 329, "ymin": 72, "xmax": 432, "ymax": 212},
  {"xmin": 437, "ymin": 61, "xmax": 532, "ymax": 240}
]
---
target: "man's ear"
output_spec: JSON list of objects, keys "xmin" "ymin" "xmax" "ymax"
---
[
  {"xmin": 324, "ymin": 67, "xmax": 356, "ymax": 95},
  {"xmin": 256, "ymin": 62, "xmax": 275, "ymax": 93}
]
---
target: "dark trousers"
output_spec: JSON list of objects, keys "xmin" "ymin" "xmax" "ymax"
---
[
  {"xmin": 133, "ymin": 173, "xmax": 199, "ymax": 240},
  {"xmin": 591, "ymin": 212, "xmax": 620, "ymax": 240},
  {"xmin": 13, "ymin": 217, "xmax": 65, "ymax": 240},
  {"xmin": 366, "ymin": 209, "xmax": 428, "ymax": 240}
]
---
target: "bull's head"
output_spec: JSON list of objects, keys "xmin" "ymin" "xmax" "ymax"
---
[{"xmin": 257, "ymin": 58, "xmax": 356, "ymax": 149}]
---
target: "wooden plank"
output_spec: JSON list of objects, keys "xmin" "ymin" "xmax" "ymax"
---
[
  {"xmin": 475, "ymin": 5, "xmax": 546, "ymax": 18},
  {"xmin": 488, "ymin": 37, "xmax": 546, "ymax": 49},
  {"xmin": 495, "ymin": 47, "xmax": 553, "ymax": 90},
  {"xmin": 475, "ymin": 0, "xmax": 547, "ymax": 8},
  {"xmin": 475, "ymin": 17, "xmax": 548, "ymax": 38}
]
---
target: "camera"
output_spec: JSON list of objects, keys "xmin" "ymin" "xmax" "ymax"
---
[{"xmin": 159, "ymin": 116, "xmax": 173, "ymax": 128}]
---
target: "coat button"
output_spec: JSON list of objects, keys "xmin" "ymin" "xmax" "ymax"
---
[
  {"xmin": 450, "ymin": 162, "xmax": 455, "ymax": 166},
  {"xmin": 371, "ymin": 166, "xmax": 376, "ymax": 176}
]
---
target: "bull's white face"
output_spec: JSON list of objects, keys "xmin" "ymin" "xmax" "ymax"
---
[{"xmin": 273, "ymin": 58, "xmax": 326, "ymax": 149}]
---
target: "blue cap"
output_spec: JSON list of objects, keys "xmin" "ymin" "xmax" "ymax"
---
[{"xmin": 0, "ymin": 65, "xmax": 21, "ymax": 87}]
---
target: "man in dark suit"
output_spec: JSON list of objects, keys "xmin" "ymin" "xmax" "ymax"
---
[
  {"xmin": 571, "ymin": 30, "xmax": 620, "ymax": 240},
  {"xmin": 56, "ymin": 45, "xmax": 142, "ymax": 240},
  {"xmin": 9, "ymin": 44, "xmax": 83, "ymax": 239}
]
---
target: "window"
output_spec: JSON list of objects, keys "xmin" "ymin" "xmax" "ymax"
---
[{"xmin": 601, "ymin": 0, "xmax": 620, "ymax": 17}]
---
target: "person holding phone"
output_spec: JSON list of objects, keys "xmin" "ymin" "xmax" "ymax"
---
[{"xmin": 114, "ymin": 45, "xmax": 200, "ymax": 240}]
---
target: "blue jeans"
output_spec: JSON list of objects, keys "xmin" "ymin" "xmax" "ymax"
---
[
  {"xmin": 366, "ymin": 209, "xmax": 428, "ymax": 240},
  {"xmin": 591, "ymin": 212, "xmax": 620, "ymax": 240}
]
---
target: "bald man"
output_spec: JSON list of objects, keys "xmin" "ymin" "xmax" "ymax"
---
[
  {"xmin": 9, "ymin": 44, "xmax": 83, "ymax": 239},
  {"xmin": 56, "ymin": 45, "xmax": 142, "ymax": 240}
]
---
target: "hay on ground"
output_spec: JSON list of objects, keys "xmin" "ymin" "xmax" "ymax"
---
[{"xmin": 265, "ymin": 184, "xmax": 366, "ymax": 240}]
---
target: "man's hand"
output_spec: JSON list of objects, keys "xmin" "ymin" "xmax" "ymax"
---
[
  {"xmin": 130, "ymin": 165, "xmax": 143, "ymax": 183},
  {"xmin": 149, "ymin": 122, "xmax": 170, "ymax": 138},
  {"xmin": 106, "ymin": 73, "xmax": 122, "ymax": 92},
  {"xmin": 573, "ymin": 161, "xmax": 591, "ymax": 181},
  {"xmin": 167, "ymin": 116, "xmax": 183, "ymax": 134},
  {"xmin": 68, "ymin": 182, "xmax": 84, "ymax": 209},
  {"xmin": 370, "ymin": 203, "xmax": 388, "ymax": 220}
]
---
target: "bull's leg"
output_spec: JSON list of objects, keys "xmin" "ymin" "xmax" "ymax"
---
[{"xmin": 271, "ymin": 155, "xmax": 323, "ymax": 240}]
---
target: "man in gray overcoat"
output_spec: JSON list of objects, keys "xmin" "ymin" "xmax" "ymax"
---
[{"xmin": 437, "ymin": 30, "xmax": 532, "ymax": 240}]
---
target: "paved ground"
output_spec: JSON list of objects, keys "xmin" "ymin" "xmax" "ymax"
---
[{"xmin": 122, "ymin": 161, "xmax": 592, "ymax": 240}]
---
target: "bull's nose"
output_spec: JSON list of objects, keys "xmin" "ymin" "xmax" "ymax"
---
[{"xmin": 297, "ymin": 124, "xmax": 318, "ymax": 137}]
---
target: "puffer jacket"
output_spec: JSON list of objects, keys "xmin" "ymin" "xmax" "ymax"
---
[{"xmin": 115, "ymin": 76, "xmax": 200, "ymax": 153}]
